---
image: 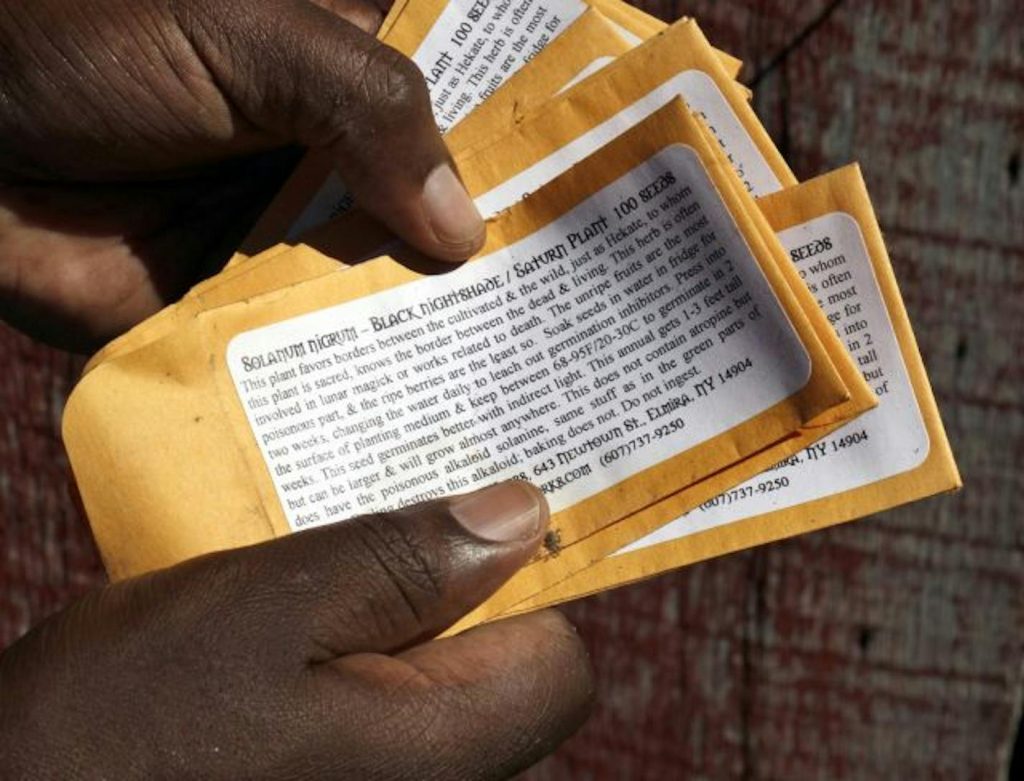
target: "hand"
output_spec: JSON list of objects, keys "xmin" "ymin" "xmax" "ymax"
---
[
  {"xmin": 0, "ymin": 0, "xmax": 486, "ymax": 351},
  {"xmin": 0, "ymin": 481, "xmax": 593, "ymax": 779}
]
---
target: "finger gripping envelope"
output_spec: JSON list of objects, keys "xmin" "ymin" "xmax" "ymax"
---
[{"xmin": 239, "ymin": 0, "xmax": 745, "ymax": 257}]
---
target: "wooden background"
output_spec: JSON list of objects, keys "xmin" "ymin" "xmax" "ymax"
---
[{"xmin": 1, "ymin": 1, "xmax": 1021, "ymax": 778}]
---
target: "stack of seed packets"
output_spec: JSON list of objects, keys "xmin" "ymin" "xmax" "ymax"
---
[{"xmin": 65, "ymin": 0, "xmax": 959, "ymax": 628}]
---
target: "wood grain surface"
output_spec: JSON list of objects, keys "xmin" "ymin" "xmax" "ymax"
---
[{"xmin": 1, "ymin": 1, "xmax": 1021, "ymax": 778}]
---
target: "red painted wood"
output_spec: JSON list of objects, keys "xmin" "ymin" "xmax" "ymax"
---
[{"xmin": 0, "ymin": 329, "xmax": 101, "ymax": 641}]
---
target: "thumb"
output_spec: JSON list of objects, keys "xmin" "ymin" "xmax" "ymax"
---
[
  {"xmin": 180, "ymin": 0, "xmax": 485, "ymax": 261},
  {"xmin": 240, "ymin": 480, "xmax": 549, "ymax": 655}
]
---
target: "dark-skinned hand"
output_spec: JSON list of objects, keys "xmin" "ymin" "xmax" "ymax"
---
[
  {"xmin": 0, "ymin": 0, "xmax": 486, "ymax": 351},
  {"xmin": 0, "ymin": 481, "xmax": 594, "ymax": 778},
  {"xmin": 0, "ymin": 6, "xmax": 590, "ymax": 777}
]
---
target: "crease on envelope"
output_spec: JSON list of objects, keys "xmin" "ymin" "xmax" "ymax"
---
[
  {"xmin": 455, "ymin": 18, "xmax": 794, "ymax": 215},
  {"xmin": 444, "ymin": 9, "xmax": 633, "ymax": 156}
]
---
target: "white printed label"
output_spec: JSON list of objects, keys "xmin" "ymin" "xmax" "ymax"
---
[
  {"xmin": 415, "ymin": 0, "xmax": 585, "ymax": 131},
  {"xmin": 229, "ymin": 145, "xmax": 810, "ymax": 531},
  {"xmin": 286, "ymin": 0, "xmax": 586, "ymax": 240},
  {"xmin": 619, "ymin": 212, "xmax": 930, "ymax": 554},
  {"xmin": 475, "ymin": 70, "xmax": 783, "ymax": 217}
]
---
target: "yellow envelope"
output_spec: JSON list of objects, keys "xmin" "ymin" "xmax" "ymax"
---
[
  {"xmin": 412, "ymin": 99, "xmax": 862, "ymax": 622},
  {"xmin": 457, "ymin": 17, "xmax": 795, "ymax": 215},
  {"xmin": 88, "ymin": 16, "xmax": 805, "ymax": 453},
  {"xmin": 507, "ymin": 164, "xmax": 962, "ymax": 613},
  {"xmin": 437, "ymin": 104, "xmax": 874, "ymax": 607},
  {"xmin": 65, "ymin": 103, "xmax": 848, "ymax": 629}
]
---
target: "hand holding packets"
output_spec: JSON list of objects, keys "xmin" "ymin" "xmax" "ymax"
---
[{"xmin": 64, "ymin": 0, "xmax": 959, "ymax": 625}]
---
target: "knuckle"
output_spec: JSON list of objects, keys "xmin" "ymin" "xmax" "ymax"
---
[
  {"xmin": 361, "ymin": 45, "xmax": 430, "ymax": 119},
  {"xmin": 350, "ymin": 509, "xmax": 451, "ymax": 619},
  {"xmin": 310, "ymin": 46, "xmax": 429, "ymax": 151}
]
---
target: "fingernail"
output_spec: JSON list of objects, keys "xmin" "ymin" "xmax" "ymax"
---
[
  {"xmin": 450, "ymin": 481, "xmax": 548, "ymax": 543},
  {"xmin": 422, "ymin": 164, "xmax": 486, "ymax": 254}
]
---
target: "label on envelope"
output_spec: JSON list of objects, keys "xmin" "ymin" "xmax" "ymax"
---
[
  {"xmin": 416, "ymin": 0, "xmax": 585, "ymax": 131},
  {"xmin": 619, "ymin": 210, "xmax": 929, "ymax": 551},
  {"xmin": 227, "ymin": 145, "xmax": 810, "ymax": 531}
]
